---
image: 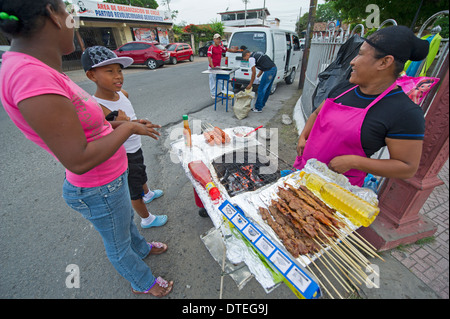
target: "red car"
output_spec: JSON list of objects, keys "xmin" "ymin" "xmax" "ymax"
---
[
  {"xmin": 165, "ymin": 43, "xmax": 194, "ymax": 65},
  {"xmin": 114, "ymin": 41, "xmax": 169, "ymax": 69}
]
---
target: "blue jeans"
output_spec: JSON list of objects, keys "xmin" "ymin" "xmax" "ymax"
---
[
  {"xmin": 255, "ymin": 66, "xmax": 277, "ymax": 110},
  {"xmin": 62, "ymin": 171, "xmax": 155, "ymax": 292}
]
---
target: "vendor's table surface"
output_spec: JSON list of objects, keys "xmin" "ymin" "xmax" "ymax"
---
[
  {"xmin": 171, "ymin": 127, "xmax": 378, "ymax": 299},
  {"xmin": 202, "ymin": 67, "xmax": 239, "ymax": 112}
]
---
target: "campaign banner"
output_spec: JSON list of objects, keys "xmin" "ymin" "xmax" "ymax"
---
[
  {"xmin": 133, "ymin": 28, "xmax": 158, "ymax": 42},
  {"xmin": 74, "ymin": 0, "xmax": 172, "ymax": 24},
  {"xmin": 157, "ymin": 28, "xmax": 169, "ymax": 45}
]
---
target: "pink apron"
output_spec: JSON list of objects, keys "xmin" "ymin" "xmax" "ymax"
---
[{"xmin": 293, "ymin": 83, "xmax": 397, "ymax": 186}]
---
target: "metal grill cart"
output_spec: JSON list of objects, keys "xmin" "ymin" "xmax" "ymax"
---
[
  {"xmin": 202, "ymin": 67, "xmax": 239, "ymax": 112},
  {"xmin": 171, "ymin": 126, "xmax": 384, "ymax": 299}
]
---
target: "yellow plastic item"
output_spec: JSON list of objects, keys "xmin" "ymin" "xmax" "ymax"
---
[
  {"xmin": 300, "ymin": 171, "xmax": 380, "ymax": 227},
  {"xmin": 299, "ymin": 171, "xmax": 327, "ymax": 193}
]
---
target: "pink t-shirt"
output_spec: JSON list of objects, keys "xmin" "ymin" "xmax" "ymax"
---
[{"xmin": 0, "ymin": 52, "xmax": 127, "ymax": 187}]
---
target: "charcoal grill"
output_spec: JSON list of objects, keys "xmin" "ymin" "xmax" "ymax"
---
[{"xmin": 212, "ymin": 147, "xmax": 292, "ymax": 197}]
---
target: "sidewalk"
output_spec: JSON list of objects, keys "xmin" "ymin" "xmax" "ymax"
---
[{"xmin": 389, "ymin": 159, "xmax": 449, "ymax": 299}]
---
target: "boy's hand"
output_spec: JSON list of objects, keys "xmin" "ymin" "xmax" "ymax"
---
[{"xmin": 116, "ymin": 109, "xmax": 130, "ymax": 121}]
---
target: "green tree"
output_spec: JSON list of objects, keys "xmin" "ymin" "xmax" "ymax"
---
[
  {"xmin": 103, "ymin": 0, "xmax": 159, "ymax": 9},
  {"xmin": 326, "ymin": 0, "xmax": 448, "ymax": 29},
  {"xmin": 316, "ymin": 2, "xmax": 340, "ymax": 22},
  {"xmin": 296, "ymin": 12, "xmax": 309, "ymax": 36}
]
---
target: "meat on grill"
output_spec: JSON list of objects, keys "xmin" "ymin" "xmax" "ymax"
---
[{"xmin": 257, "ymin": 183, "xmax": 344, "ymax": 257}]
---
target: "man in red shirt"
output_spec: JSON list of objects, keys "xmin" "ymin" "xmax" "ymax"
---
[{"xmin": 207, "ymin": 33, "xmax": 238, "ymax": 98}]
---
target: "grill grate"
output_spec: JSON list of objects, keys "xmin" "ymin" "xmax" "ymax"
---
[{"xmin": 212, "ymin": 148, "xmax": 291, "ymax": 197}]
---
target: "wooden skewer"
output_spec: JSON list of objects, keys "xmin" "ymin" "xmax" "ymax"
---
[
  {"xmin": 319, "ymin": 231, "xmax": 371, "ymax": 285},
  {"xmin": 314, "ymin": 237, "xmax": 360, "ymax": 291},
  {"xmin": 344, "ymin": 227, "xmax": 385, "ymax": 262},
  {"xmin": 331, "ymin": 215, "xmax": 384, "ymax": 262},
  {"xmin": 330, "ymin": 229, "xmax": 377, "ymax": 275},
  {"xmin": 300, "ymin": 255, "xmax": 335, "ymax": 299},
  {"xmin": 306, "ymin": 255, "xmax": 343, "ymax": 299},
  {"xmin": 302, "ymin": 261, "xmax": 333, "ymax": 299},
  {"xmin": 323, "ymin": 243, "xmax": 363, "ymax": 287},
  {"xmin": 312, "ymin": 240, "xmax": 352, "ymax": 293},
  {"xmin": 332, "ymin": 225, "xmax": 375, "ymax": 257}
]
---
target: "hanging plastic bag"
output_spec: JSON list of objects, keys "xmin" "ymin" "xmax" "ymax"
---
[
  {"xmin": 233, "ymin": 90, "xmax": 255, "ymax": 120},
  {"xmin": 311, "ymin": 34, "xmax": 364, "ymax": 112},
  {"xmin": 396, "ymin": 75, "xmax": 440, "ymax": 105}
]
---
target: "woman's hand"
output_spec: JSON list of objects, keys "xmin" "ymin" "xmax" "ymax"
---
[
  {"xmin": 132, "ymin": 119, "xmax": 161, "ymax": 140},
  {"xmin": 328, "ymin": 155, "xmax": 357, "ymax": 174},
  {"xmin": 296, "ymin": 135, "xmax": 307, "ymax": 156}
]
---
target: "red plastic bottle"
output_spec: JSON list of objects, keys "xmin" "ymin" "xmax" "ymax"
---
[{"xmin": 188, "ymin": 160, "xmax": 221, "ymax": 204}]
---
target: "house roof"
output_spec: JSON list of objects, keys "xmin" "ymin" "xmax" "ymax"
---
[{"xmin": 218, "ymin": 8, "xmax": 270, "ymax": 16}]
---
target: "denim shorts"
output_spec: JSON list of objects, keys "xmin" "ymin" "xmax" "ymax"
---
[{"xmin": 62, "ymin": 171, "xmax": 155, "ymax": 292}]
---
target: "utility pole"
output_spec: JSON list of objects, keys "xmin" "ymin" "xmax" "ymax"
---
[
  {"xmin": 262, "ymin": 0, "xmax": 266, "ymax": 26},
  {"xmin": 298, "ymin": 0, "xmax": 317, "ymax": 90},
  {"xmin": 243, "ymin": 0, "xmax": 250, "ymax": 27}
]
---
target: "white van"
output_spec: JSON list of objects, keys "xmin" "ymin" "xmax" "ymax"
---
[{"xmin": 226, "ymin": 27, "xmax": 302, "ymax": 93}]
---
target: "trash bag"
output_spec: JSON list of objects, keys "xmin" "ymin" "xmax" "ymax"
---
[
  {"xmin": 311, "ymin": 34, "xmax": 364, "ymax": 112},
  {"xmin": 233, "ymin": 90, "xmax": 255, "ymax": 120}
]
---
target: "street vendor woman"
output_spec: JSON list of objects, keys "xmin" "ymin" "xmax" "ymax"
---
[{"xmin": 294, "ymin": 26, "xmax": 430, "ymax": 186}]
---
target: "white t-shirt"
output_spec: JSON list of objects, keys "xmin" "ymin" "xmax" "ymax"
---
[
  {"xmin": 93, "ymin": 91, "xmax": 142, "ymax": 154},
  {"xmin": 247, "ymin": 57, "xmax": 261, "ymax": 84}
]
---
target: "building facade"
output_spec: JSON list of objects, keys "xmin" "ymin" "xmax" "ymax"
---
[{"xmin": 64, "ymin": 0, "xmax": 173, "ymax": 70}]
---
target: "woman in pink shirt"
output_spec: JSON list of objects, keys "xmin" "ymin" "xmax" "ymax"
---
[{"xmin": 0, "ymin": 0, "xmax": 172, "ymax": 296}]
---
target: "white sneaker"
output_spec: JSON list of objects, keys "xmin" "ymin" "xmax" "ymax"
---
[{"xmin": 251, "ymin": 108, "xmax": 262, "ymax": 113}]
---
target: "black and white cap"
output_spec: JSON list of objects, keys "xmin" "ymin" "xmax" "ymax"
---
[{"xmin": 81, "ymin": 46, "xmax": 134, "ymax": 72}]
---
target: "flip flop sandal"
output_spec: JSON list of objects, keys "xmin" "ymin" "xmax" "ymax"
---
[
  {"xmin": 131, "ymin": 276, "xmax": 173, "ymax": 297},
  {"xmin": 147, "ymin": 241, "xmax": 168, "ymax": 255}
]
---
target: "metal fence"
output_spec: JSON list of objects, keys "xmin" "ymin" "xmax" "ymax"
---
[{"xmin": 299, "ymin": 26, "xmax": 353, "ymax": 119}]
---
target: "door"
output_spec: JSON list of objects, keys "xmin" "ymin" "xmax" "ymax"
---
[
  {"xmin": 116, "ymin": 43, "xmax": 140, "ymax": 62},
  {"xmin": 134, "ymin": 43, "xmax": 152, "ymax": 64},
  {"xmin": 273, "ymin": 32, "xmax": 287, "ymax": 82},
  {"xmin": 179, "ymin": 44, "xmax": 189, "ymax": 60},
  {"xmin": 290, "ymin": 34, "xmax": 302, "ymax": 70}
]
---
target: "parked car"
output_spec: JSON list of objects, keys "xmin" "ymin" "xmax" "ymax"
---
[
  {"xmin": 165, "ymin": 43, "xmax": 194, "ymax": 64},
  {"xmin": 198, "ymin": 41, "xmax": 213, "ymax": 57},
  {"xmin": 198, "ymin": 40, "xmax": 227, "ymax": 57},
  {"xmin": 114, "ymin": 41, "xmax": 169, "ymax": 69},
  {"xmin": 0, "ymin": 45, "xmax": 11, "ymax": 64}
]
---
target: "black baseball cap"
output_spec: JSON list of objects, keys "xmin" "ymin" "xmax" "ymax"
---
[
  {"xmin": 364, "ymin": 26, "xmax": 429, "ymax": 63},
  {"xmin": 81, "ymin": 46, "xmax": 134, "ymax": 72}
]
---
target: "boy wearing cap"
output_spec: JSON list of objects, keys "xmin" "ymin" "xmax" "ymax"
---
[
  {"xmin": 82, "ymin": 46, "xmax": 167, "ymax": 229},
  {"xmin": 207, "ymin": 34, "xmax": 238, "ymax": 98}
]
